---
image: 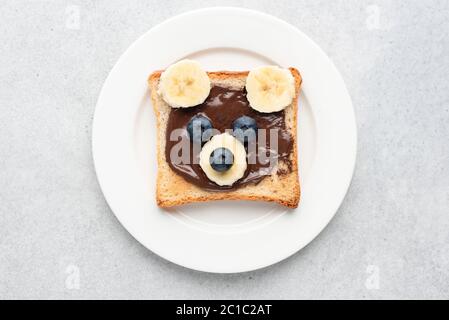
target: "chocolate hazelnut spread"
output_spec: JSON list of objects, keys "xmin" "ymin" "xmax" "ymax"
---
[{"xmin": 165, "ymin": 86, "xmax": 293, "ymax": 191}]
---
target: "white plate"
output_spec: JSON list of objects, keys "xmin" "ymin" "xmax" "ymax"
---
[{"xmin": 92, "ymin": 7, "xmax": 356, "ymax": 273}]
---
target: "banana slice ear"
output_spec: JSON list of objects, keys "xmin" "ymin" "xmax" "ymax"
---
[
  {"xmin": 158, "ymin": 59, "xmax": 211, "ymax": 108},
  {"xmin": 245, "ymin": 66, "xmax": 295, "ymax": 113}
]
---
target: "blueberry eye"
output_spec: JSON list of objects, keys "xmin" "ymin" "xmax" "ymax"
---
[
  {"xmin": 209, "ymin": 148, "xmax": 234, "ymax": 172},
  {"xmin": 187, "ymin": 115, "xmax": 213, "ymax": 144},
  {"xmin": 232, "ymin": 116, "xmax": 257, "ymax": 144}
]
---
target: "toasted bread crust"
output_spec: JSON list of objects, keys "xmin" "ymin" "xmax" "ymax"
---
[{"xmin": 148, "ymin": 68, "xmax": 302, "ymax": 208}]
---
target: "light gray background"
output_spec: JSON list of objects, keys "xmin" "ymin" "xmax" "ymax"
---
[{"xmin": 0, "ymin": 0, "xmax": 448, "ymax": 299}]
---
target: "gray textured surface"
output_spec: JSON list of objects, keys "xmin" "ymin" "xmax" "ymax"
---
[{"xmin": 0, "ymin": 0, "xmax": 448, "ymax": 300}]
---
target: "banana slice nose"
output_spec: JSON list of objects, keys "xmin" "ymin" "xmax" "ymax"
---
[
  {"xmin": 158, "ymin": 59, "xmax": 211, "ymax": 108},
  {"xmin": 199, "ymin": 133, "xmax": 247, "ymax": 186}
]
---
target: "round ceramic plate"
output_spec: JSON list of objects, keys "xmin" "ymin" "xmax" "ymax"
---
[{"xmin": 93, "ymin": 7, "xmax": 356, "ymax": 273}]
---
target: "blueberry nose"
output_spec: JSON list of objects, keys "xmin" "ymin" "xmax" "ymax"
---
[{"xmin": 209, "ymin": 147, "xmax": 234, "ymax": 172}]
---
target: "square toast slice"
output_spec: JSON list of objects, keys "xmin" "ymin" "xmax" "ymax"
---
[{"xmin": 148, "ymin": 68, "xmax": 302, "ymax": 208}]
